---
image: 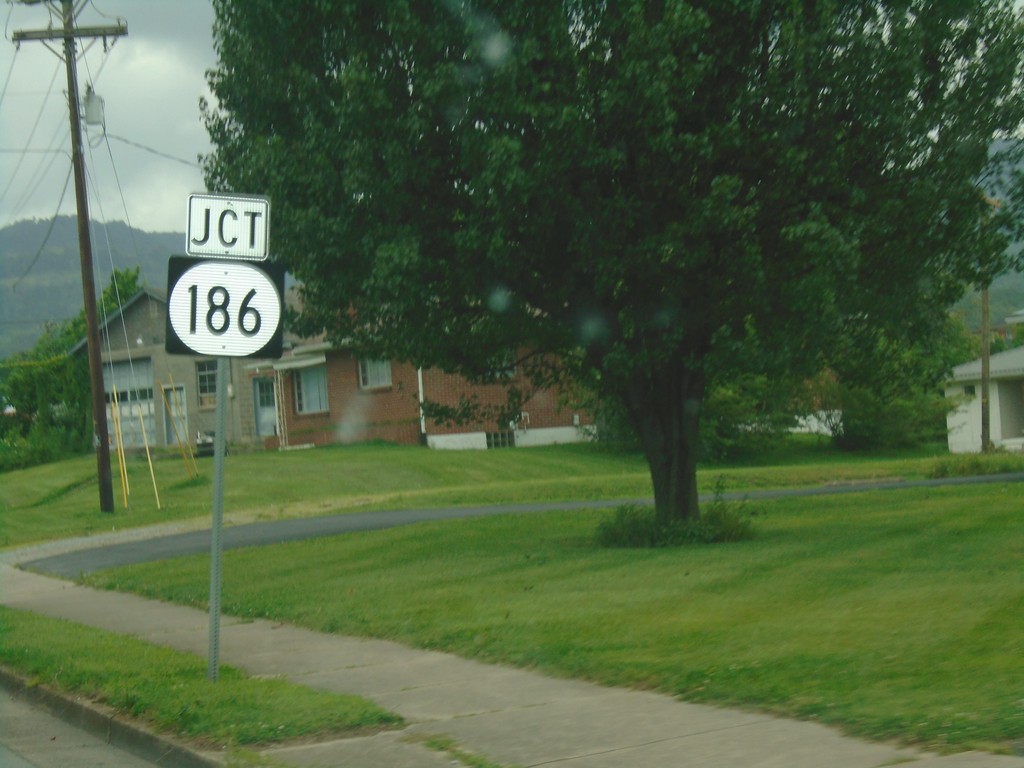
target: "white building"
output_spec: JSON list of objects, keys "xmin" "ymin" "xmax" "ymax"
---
[{"xmin": 946, "ymin": 345, "xmax": 1024, "ymax": 453}]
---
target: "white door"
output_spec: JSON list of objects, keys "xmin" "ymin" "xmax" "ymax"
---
[
  {"xmin": 162, "ymin": 384, "xmax": 188, "ymax": 447},
  {"xmin": 253, "ymin": 378, "xmax": 277, "ymax": 437}
]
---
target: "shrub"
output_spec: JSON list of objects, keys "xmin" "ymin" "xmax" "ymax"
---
[
  {"xmin": 834, "ymin": 388, "xmax": 948, "ymax": 450},
  {"xmin": 700, "ymin": 374, "xmax": 798, "ymax": 461},
  {"xmin": 597, "ymin": 487, "xmax": 756, "ymax": 549},
  {"xmin": 929, "ymin": 451, "xmax": 1024, "ymax": 479}
]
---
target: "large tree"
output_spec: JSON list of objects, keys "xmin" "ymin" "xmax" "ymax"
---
[{"xmin": 203, "ymin": 0, "xmax": 1024, "ymax": 523}]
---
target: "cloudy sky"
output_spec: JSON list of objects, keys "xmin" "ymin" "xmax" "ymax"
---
[{"xmin": 1, "ymin": 0, "xmax": 217, "ymax": 234}]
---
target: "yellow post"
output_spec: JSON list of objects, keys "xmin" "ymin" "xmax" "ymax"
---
[
  {"xmin": 168, "ymin": 373, "xmax": 200, "ymax": 476},
  {"xmin": 160, "ymin": 381, "xmax": 194, "ymax": 479},
  {"xmin": 110, "ymin": 387, "xmax": 129, "ymax": 507}
]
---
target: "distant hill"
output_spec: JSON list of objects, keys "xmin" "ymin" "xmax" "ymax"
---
[
  {"xmin": 954, "ymin": 270, "xmax": 1024, "ymax": 332},
  {"xmin": 0, "ymin": 217, "xmax": 182, "ymax": 358}
]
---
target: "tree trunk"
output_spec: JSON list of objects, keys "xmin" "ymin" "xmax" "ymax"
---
[{"xmin": 625, "ymin": 364, "xmax": 706, "ymax": 525}]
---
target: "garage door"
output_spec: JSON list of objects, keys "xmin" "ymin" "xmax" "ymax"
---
[{"xmin": 103, "ymin": 359, "xmax": 154, "ymax": 448}]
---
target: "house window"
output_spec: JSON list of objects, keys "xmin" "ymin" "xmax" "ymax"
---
[
  {"xmin": 964, "ymin": 385, "xmax": 976, "ymax": 397},
  {"xmin": 486, "ymin": 430, "xmax": 516, "ymax": 449},
  {"xmin": 491, "ymin": 354, "xmax": 517, "ymax": 379},
  {"xmin": 358, "ymin": 359, "xmax": 392, "ymax": 390},
  {"xmin": 295, "ymin": 365, "xmax": 328, "ymax": 414},
  {"xmin": 197, "ymin": 360, "xmax": 218, "ymax": 407}
]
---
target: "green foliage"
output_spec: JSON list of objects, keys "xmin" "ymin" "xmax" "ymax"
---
[
  {"xmin": 803, "ymin": 314, "xmax": 974, "ymax": 451},
  {"xmin": 595, "ymin": 373, "xmax": 798, "ymax": 460},
  {"xmin": 0, "ymin": 267, "xmax": 143, "ymax": 471},
  {"xmin": 597, "ymin": 484, "xmax": 756, "ymax": 548},
  {"xmin": 204, "ymin": 0, "xmax": 1024, "ymax": 523},
  {"xmin": 828, "ymin": 315, "xmax": 979, "ymax": 403},
  {"xmin": 929, "ymin": 450, "xmax": 1024, "ymax": 478},
  {"xmin": 700, "ymin": 375, "xmax": 798, "ymax": 461},
  {"xmin": 809, "ymin": 378, "xmax": 951, "ymax": 452},
  {"xmin": 0, "ymin": 420, "xmax": 79, "ymax": 472},
  {"xmin": 989, "ymin": 323, "xmax": 1024, "ymax": 354}
]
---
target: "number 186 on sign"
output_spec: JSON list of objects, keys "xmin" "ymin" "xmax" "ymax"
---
[{"xmin": 166, "ymin": 257, "xmax": 284, "ymax": 358}]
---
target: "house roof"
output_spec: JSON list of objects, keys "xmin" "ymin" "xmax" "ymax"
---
[
  {"xmin": 1006, "ymin": 307, "xmax": 1024, "ymax": 325},
  {"xmin": 950, "ymin": 344, "xmax": 1024, "ymax": 382},
  {"xmin": 69, "ymin": 287, "xmax": 167, "ymax": 356}
]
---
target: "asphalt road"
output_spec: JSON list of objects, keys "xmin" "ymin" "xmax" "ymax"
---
[{"xmin": 18, "ymin": 471, "xmax": 1024, "ymax": 579}]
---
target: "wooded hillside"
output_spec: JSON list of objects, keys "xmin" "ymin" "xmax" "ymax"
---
[{"xmin": 0, "ymin": 217, "xmax": 180, "ymax": 358}]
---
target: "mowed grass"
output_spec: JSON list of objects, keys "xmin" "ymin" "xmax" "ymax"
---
[
  {"xmin": 0, "ymin": 606, "xmax": 400, "ymax": 747},
  {"xmin": 0, "ymin": 438, "xmax": 962, "ymax": 549},
  {"xmin": 86, "ymin": 482, "xmax": 1024, "ymax": 754}
]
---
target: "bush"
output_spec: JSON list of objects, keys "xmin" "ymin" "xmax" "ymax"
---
[
  {"xmin": 929, "ymin": 451, "xmax": 1024, "ymax": 479},
  {"xmin": 597, "ymin": 489, "xmax": 756, "ymax": 549},
  {"xmin": 0, "ymin": 419, "xmax": 90, "ymax": 472},
  {"xmin": 804, "ymin": 373, "xmax": 950, "ymax": 451},
  {"xmin": 700, "ymin": 375, "xmax": 798, "ymax": 461},
  {"xmin": 834, "ymin": 388, "xmax": 949, "ymax": 450}
]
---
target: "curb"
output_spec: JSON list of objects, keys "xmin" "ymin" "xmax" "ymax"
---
[{"xmin": 0, "ymin": 666, "xmax": 223, "ymax": 767}]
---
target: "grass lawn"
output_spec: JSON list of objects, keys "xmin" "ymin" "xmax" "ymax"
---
[
  {"xmin": 2, "ymin": 437, "xmax": 1000, "ymax": 550},
  {"xmin": 84, "ymin": 480, "xmax": 1024, "ymax": 754},
  {"xmin": 0, "ymin": 606, "xmax": 400, "ymax": 748},
  {"xmin": 6, "ymin": 440, "xmax": 1024, "ymax": 755}
]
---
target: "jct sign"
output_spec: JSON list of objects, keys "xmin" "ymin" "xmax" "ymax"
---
[{"xmin": 187, "ymin": 193, "xmax": 270, "ymax": 261}]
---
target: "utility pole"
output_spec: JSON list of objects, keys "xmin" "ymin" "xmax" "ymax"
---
[
  {"xmin": 981, "ymin": 283, "xmax": 992, "ymax": 453},
  {"xmin": 978, "ymin": 196, "xmax": 1002, "ymax": 455},
  {"xmin": 13, "ymin": 2, "xmax": 127, "ymax": 512}
]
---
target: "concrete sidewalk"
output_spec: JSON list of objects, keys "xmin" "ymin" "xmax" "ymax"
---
[{"xmin": 3, "ymin": 565, "xmax": 1022, "ymax": 768}]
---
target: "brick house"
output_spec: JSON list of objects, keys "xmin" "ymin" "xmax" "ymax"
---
[
  {"xmin": 266, "ymin": 341, "xmax": 595, "ymax": 450},
  {"xmin": 79, "ymin": 288, "xmax": 593, "ymax": 452}
]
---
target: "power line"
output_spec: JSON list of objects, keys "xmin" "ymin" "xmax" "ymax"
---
[
  {"xmin": 102, "ymin": 130, "xmax": 142, "ymax": 255},
  {"xmin": 105, "ymin": 133, "xmax": 202, "ymax": 168},
  {"xmin": 0, "ymin": 44, "xmax": 17, "ymax": 112},
  {"xmin": 11, "ymin": 163, "xmax": 74, "ymax": 292},
  {"xmin": 0, "ymin": 60, "xmax": 62, "ymax": 211},
  {"xmin": 9, "ymin": 120, "xmax": 70, "ymax": 221},
  {"xmin": 0, "ymin": 148, "xmax": 68, "ymax": 155}
]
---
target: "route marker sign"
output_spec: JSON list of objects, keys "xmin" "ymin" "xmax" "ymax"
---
[
  {"xmin": 165, "ymin": 256, "xmax": 284, "ymax": 359},
  {"xmin": 175, "ymin": 193, "xmax": 278, "ymax": 682}
]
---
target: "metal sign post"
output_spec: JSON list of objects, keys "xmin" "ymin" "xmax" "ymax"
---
[
  {"xmin": 165, "ymin": 194, "xmax": 281, "ymax": 682},
  {"xmin": 208, "ymin": 357, "xmax": 229, "ymax": 680}
]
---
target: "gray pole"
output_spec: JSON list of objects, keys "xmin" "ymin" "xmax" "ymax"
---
[{"xmin": 208, "ymin": 357, "xmax": 229, "ymax": 681}]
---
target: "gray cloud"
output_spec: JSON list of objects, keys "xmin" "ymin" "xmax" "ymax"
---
[{"xmin": 1, "ymin": 0, "xmax": 217, "ymax": 233}]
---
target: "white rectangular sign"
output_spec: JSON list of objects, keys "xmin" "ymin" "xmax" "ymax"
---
[{"xmin": 187, "ymin": 193, "xmax": 270, "ymax": 261}]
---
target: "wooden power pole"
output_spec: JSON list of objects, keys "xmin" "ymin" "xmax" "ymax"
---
[
  {"xmin": 981, "ymin": 284, "xmax": 992, "ymax": 453},
  {"xmin": 13, "ymin": 2, "xmax": 127, "ymax": 512}
]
